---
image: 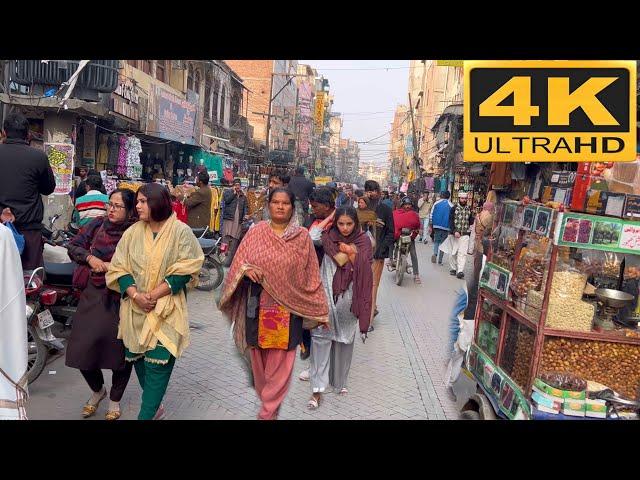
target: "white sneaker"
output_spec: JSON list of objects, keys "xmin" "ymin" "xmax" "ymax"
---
[{"xmin": 298, "ymin": 369, "xmax": 310, "ymax": 381}]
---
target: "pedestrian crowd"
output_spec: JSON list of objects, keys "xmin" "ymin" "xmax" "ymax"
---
[{"xmin": 0, "ymin": 112, "xmax": 494, "ymax": 420}]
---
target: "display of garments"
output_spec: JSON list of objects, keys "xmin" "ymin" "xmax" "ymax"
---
[
  {"xmin": 125, "ymin": 136, "xmax": 143, "ymax": 178},
  {"xmin": 107, "ymin": 134, "xmax": 119, "ymax": 167},
  {"xmin": 424, "ymin": 176, "xmax": 435, "ymax": 191},
  {"xmin": 490, "ymin": 163, "xmax": 511, "ymax": 189},
  {"xmin": 96, "ymin": 134, "xmax": 109, "ymax": 167},
  {"xmin": 116, "ymin": 135, "xmax": 128, "ymax": 175}
]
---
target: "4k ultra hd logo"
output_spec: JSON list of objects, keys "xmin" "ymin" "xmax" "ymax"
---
[{"xmin": 464, "ymin": 61, "xmax": 637, "ymax": 162}]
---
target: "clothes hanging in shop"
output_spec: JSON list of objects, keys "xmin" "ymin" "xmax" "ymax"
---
[
  {"xmin": 489, "ymin": 163, "xmax": 511, "ymax": 190},
  {"xmin": 424, "ymin": 176, "xmax": 435, "ymax": 192},
  {"xmin": 96, "ymin": 134, "xmax": 109, "ymax": 168},
  {"xmin": 117, "ymin": 135, "xmax": 128, "ymax": 175}
]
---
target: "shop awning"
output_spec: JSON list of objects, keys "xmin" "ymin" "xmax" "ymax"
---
[{"xmin": 0, "ymin": 93, "xmax": 110, "ymax": 117}]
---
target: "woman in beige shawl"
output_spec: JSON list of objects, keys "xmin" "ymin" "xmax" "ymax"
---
[{"xmin": 106, "ymin": 183, "xmax": 203, "ymax": 420}]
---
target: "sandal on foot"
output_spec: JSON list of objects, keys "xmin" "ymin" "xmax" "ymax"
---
[
  {"xmin": 105, "ymin": 410, "xmax": 121, "ymax": 421},
  {"xmin": 414, "ymin": 276, "xmax": 422, "ymax": 284},
  {"xmin": 82, "ymin": 389, "xmax": 107, "ymax": 418},
  {"xmin": 339, "ymin": 388, "xmax": 348, "ymax": 396},
  {"xmin": 307, "ymin": 395, "xmax": 320, "ymax": 410}
]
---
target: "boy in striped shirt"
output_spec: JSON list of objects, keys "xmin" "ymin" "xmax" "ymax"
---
[{"xmin": 73, "ymin": 175, "xmax": 108, "ymax": 228}]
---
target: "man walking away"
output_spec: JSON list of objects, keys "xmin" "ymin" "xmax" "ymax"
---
[
  {"xmin": 417, "ymin": 192, "xmax": 433, "ymax": 244},
  {"xmin": 0, "ymin": 112, "xmax": 56, "ymax": 270},
  {"xmin": 429, "ymin": 191, "xmax": 453, "ymax": 265},
  {"xmin": 221, "ymin": 178, "xmax": 248, "ymax": 267},
  {"xmin": 74, "ymin": 175, "xmax": 108, "ymax": 229},
  {"xmin": 447, "ymin": 191, "xmax": 474, "ymax": 279},
  {"xmin": 287, "ymin": 166, "xmax": 315, "ymax": 226},
  {"xmin": 184, "ymin": 172, "xmax": 212, "ymax": 229},
  {"xmin": 364, "ymin": 180, "xmax": 394, "ymax": 331}
]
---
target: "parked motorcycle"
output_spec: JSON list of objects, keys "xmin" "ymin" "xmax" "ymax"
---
[
  {"xmin": 388, "ymin": 227, "xmax": 414, "ymax": 286},
  {"xmin": 191, "ymin": 226, "xmax": 226, "ymax": 291},
  {"xmin": 42, "ymin": 217, "xmax": 80, "ymax": 330},
  {"xmin": 42, "ymin": 214, "xmax": 76, "ymax": 246},
  {"xmin": 24, "ymin": 268, "xmax": 65, "ymax": 384}
]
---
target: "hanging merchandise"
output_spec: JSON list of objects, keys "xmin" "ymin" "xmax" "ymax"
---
[
  {"xmin": 117, "ymin": 135, "xmax": 128, "ymax": 176},
  {"xmin": 96, "ymin": 134, "xmax": 108, "ymax": 170},
  {"xmin": 424, "ymin": 176, "xmax": 435, "ymax": 192},
  {"xmin": 106, "ymin": 133, "xmax": 119, "ymax": 169},
  {"xmin": 125, "ymin": 136, "xmax": 143, "ymax": 179},
  {"xmin": 104, "ymin": 175, "xmax": 118, "ymax": 195}
]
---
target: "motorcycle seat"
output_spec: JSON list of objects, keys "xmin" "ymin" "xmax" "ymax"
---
[
  {"xmin": 44, "ymin": 261, "xmax": 75, "ymax": 285},
  {"xmin": 191, "ymin": 227, "xmax": 207, "ymax": 238},
  {"xmin": 198, "ymin": 238, "xmax": 216, "ymax": 250}
]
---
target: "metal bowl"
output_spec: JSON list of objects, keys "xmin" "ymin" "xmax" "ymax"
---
[{"xmin": 595, "ymin": 288, "xmax": 635, "ymax": 308}]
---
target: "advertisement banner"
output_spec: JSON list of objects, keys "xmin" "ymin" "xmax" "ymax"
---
[
  {"xmin": 45, "ymin": 143, "xmax": 75, "ymax": 195},
  {"xmin": 479, "ymin": 262, "xmax": 511, "ymax": 300},
  {"xmin": 556, "ymin": 212, "xmax": 640, "ymax": 254},
  {"xmin": 297, "ymin": 83, "xmax": 313, "ymax": 158},
  {"xmin": 464, "ymin": 61, "xmax": 637, "ymax": 162},
  {"xmin": 314, "ymin": 91, "xmax": 325, "ymax": 135},
  {"xmin": 437, "ymin": 60, "xmax": 464, "ymax": 67}
]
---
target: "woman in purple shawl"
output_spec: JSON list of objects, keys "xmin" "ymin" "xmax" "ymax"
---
[{"xmin": 307, "ymin": 206, "xmax": 373, "ymax": 410}]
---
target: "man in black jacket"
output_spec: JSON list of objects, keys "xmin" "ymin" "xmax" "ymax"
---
[
  {"xmin": 447, "ymin": 191, "xmax": 474, "ymax": 279},
  {"xmin": 364, "ymin": 179, "xmax": 394, "ymax": 331},
  {"xmin": 0, "ymin": 113, "xmax": 56, "ymax": 269},
  {"xmin": 287, "ymin": 166, "xmax": 315, "ymax": 225},
  {"xmin": 221, "ymin": 178, "xmax": 248, "ymax": 267}
]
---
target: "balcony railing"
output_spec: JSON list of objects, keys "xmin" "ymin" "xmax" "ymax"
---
[{"xmin": 11, "ymin": 60, "xmax": 119, "ymax": 96}]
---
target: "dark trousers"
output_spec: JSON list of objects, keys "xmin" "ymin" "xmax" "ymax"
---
[
  {"xmin": 19, "ymin": 229, "xmax": 44, "ymax": 270},
  {"xmin": 80, "ymin": 364, "xmax": 133, "ymax": 402},
  {"xmin": 223, "ymin": 236, "xmax": 240, "ymax": 267},
  {"xmin": 301, "ymin": 329, "xmax": 311, "ymax": 359}
]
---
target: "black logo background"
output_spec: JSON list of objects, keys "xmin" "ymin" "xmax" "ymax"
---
[{"xmin": 469, "ymin": 68, "xmax": 630, "ymax": 133}]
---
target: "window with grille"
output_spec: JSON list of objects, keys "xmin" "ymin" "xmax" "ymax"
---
[
  {"xmin": 205, "ymin": 78, "xmax": 212, "ymax": 119},
  {"xmin": 187, "ymin": 63, "xmax": 194, "ymax": 91},
  {"xmin": 156, "ymin": 60, "xmax": 166, "ymax": 82}
]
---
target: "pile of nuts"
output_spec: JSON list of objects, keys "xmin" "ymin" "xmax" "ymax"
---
[
  {"xmin": 524, "ymin": 289, "xmax": 544, "ymax": 322},
  {"xmin": 546, "ymin": 270, "xmax": 594, "ymax": 331},
  {"xmin": 502, "ymin": 322, "xmax": 535, "ymax": 388},
  {"xmin": 512, "ymin": 254, "xmax": 545, "ymax": 297},
  {"xmin": 546, "ymin": 299, "xmax": 595, "ymax": 331},
  {"xmin": 541, "ymin": 337, "xmax": 640, "ymax": 400}
]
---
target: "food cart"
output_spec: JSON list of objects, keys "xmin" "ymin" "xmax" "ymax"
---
[{"xmin": 458, "ymin": 199, "xmax": 640, "ymax": 420}]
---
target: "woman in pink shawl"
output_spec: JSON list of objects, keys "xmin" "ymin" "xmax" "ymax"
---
[{"xmin": 218, "ymin": 188, "xmax": 328, "ymax": 420}]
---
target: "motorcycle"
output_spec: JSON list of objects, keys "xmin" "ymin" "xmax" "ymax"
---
[
  {"xmin": 388, "ymin": 227, "xmax": 415, "ymax": 286},
  {"xmin": 191, "ymin": 226, "xmax": 226, "ymax": 291},
  {"xmin": 42, "ymin": 217, "xmax": 80, "ymax": 330},
  {"xmin": 24, "ymin": 267, "xmax": 65, "ymax": 384}
]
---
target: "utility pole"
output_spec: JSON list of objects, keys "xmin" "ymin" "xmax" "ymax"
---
[
  {"xmin": 408, "ymin": 93, "xmax": 422, "ymax": 193},
  {"xmin": 264, "ymin": 70, "xmax": 305, "ymax": 165}
]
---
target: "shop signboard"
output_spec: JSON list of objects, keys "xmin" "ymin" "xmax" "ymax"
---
[
  {"xmin": 314, "ymin": 176, "xmax": 332, "ymax": 186},
  {"xmin": 151, "ymin": 85, "xmax": 198, "ymax": 146},
  {"xmin": 437, "ymin": 60, "xmax": 464, "ymax": 67},
  {"xmin": 314, "ymin": 91, "xmax": 325, "ymax": 135},
  {"xmin": 480, "ymin": 262, "xmax": 511, "ymax": 300},
  {"xmin": 112, "ymin": 74, "xmax": 140, "ymax": 123},
  {"xmin": 45, "ymin": 143, "xmax": 75, "ymax": 195},
  {"xmin": 556, "ymin": 212, "xmax": 640, "ymax": 254}
]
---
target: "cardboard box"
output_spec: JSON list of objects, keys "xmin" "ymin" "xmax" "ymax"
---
[
  {"xmin": 586, "ymin": 399, "xmax": 607, "ymax": 416},
  {"xmin": 563, "ymin": 399, "xmax": 586, "ymax": 417},
  {"xmin": 533, "ymin": 378, "xmax": 586, "ymax": 400},
  {"xmin": 536, "ymin": 404, "xmax": 561, "ymax": 415},
  {"xmin": 533, "ymin": 378, "xmax": 564, "ymax": 398},
  {"xmin": 531, "ymin": 391, "xmax": 563, "ymax": 410}
]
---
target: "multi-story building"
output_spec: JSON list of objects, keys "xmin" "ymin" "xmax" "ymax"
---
[
  {"xmin": 225, "ymin": 60, "xmax": 298, "ymax": 165},
  {"xmin": 296, "ymin": 64, "xmax": 317, "ymax": 171},
  {"xmin": 388, "ymin": 105, "xmax": 410, "ymax": 187},
  {"xmin": 408, "ymin": 60, "xmax": 463, "ymax": 172}
]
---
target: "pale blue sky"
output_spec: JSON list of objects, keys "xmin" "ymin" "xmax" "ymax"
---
[{"xmin": 300, "ymin": 60, "xmax": 410, "ymax": 164}]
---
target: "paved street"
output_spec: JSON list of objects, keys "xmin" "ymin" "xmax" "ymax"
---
[{"xmin": 27, "ymin": 240, "xmax": 468, "ymax": 420}]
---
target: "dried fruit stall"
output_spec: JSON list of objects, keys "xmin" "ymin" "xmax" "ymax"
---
[{"xmin": 465, "ymin": 199, "xmax": 640, "ymax": 420}]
